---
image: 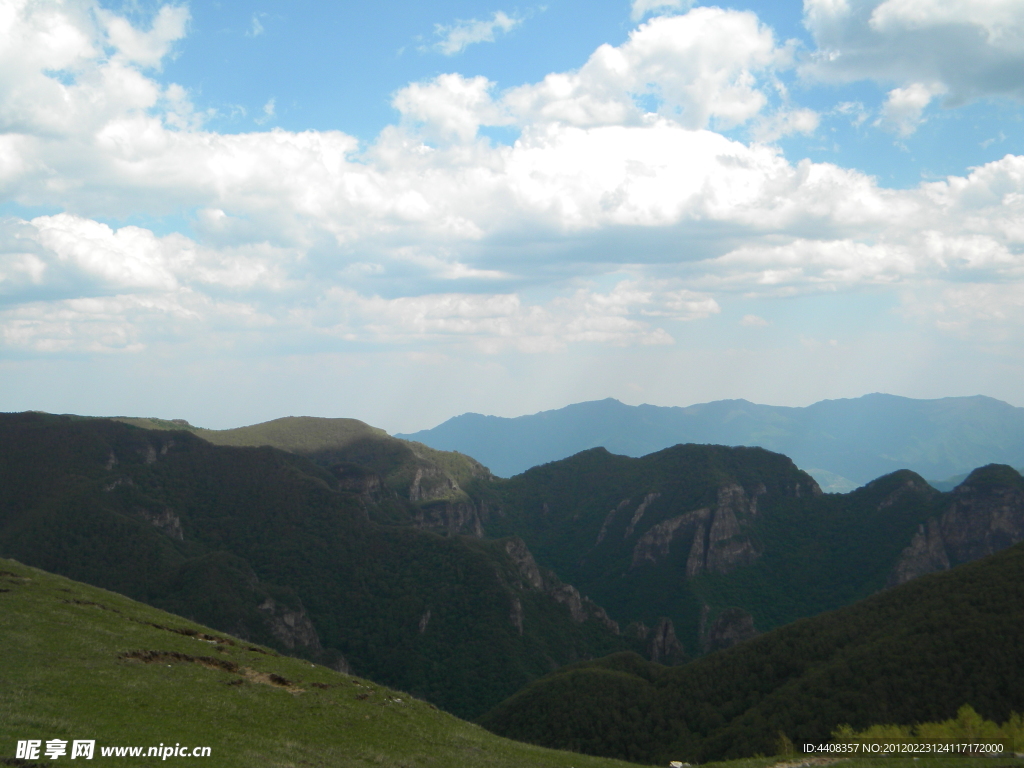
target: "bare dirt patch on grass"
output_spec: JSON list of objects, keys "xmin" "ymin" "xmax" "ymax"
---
[{"xmin": 120, "ymin": 650, "xmax": 303, "ymax": 693}]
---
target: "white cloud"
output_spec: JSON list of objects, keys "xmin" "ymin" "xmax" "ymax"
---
[
  {"xmin": 876, "ymin": 82, "xmax": 945, "ymax": 136},
  {"xmin": 752, "ymin": 107, "xmax": 820, "ymax": 142},
  {"xmin": 833, "ymin": 100, "xmax": 870, "ymax": 127},
  {"xmin": 5, "ymin": 0, "xmax": 1024, "ymax": 361},
  {"xmin": 869, "ymin": 0, "xmax": 1024, "ymax": 44},
  {"xmin": 431, "ymin": 11, "xmax": 521, "ymax": 56},
  {"xmin": 900, "ymin": 282, "xmax": 1024, "ymax": 338},
  {"xmin": 630, "ymin": 0, "xmax": 692, "ymax": 22},
  {"xmin": 255, "ymin": 97, "xmax": 275, "ymax": 125},
  {"xmin": 740, "ymin": 314, "xmax": 768, "ymax": 326},
  {"xmin": 392, "ymin": 74, "xmax": 507, "ymax": 142},
  {"xmin": 98, "ymin": 4, "xmax": 189, "ymax": 69},
  {"xmin": 802, "ymin": 0, "xmax": 1024, "ymax": 104},
  {"xmin": 248, "ymin": 13, "xmax": 265, "ymax": 37},
  {"xmin": 498, "ymin": 9, "xmax": 789, "ymax": 131}
]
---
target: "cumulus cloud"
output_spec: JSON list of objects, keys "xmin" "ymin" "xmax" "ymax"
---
[
  {"xmin": 498, "ymin": 8, "xmax": 790, "ymax": 131},
  {"xmin": 97, "ymin": 4, "xmax": 189, "ymax": 69},
  {"xmin": 3, "ymin": 0, "xmax": 1024, "ymax": 359},
  {"xmin": 802, "ymin": 0, "xmax": 1024, "ymax": 104},
  {"xmin": 431, "ymin": 11, "xmax": 521, "ymax": 56},
  {"xmin": 876, "ymin": 82, "xmax": 945, "ymax": 136}
]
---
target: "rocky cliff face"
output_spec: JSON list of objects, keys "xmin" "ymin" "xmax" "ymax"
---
[
  {"xmin": 408, "ymin": 465, "xmax": 463, "ymax": 502},
  {"xmin": 257, "ymin": 596, "xmax": 324, "ymax": 655},
  {"xmin": 414, "ymin": 499, "xmax": 484, "ymax": 537},
  {"xmin": 330, "ymin": 462, "xmax": 385, "ymax": 498},
  {"xmin": 136, "ymin": 507, "xmax": 184, "ymax": 541},
  {"xmin": 502, "ymin": 537, "xmax": 619, "ymax": 634},
  {"xmin": 631, "ymin": 483, "xmax": 766, "ymax": 575},
  {"xmin": 701, "ymin": 607, "xmax": 758, "ymax": 653},
  {"xmin": 888, "ymin": 465, "xmax": 1024, "ymax": 586},
  {"xmin": 647, "ymin": 617, "xmax": 687, "ymax": 664}
]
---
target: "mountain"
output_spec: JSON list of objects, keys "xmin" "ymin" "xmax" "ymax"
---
[
  {"xmin": 0, "ymin": 556, "xmax": 644, "ymax": 768},
  {"xmin": 479, "ymin": 538, "xmax": 1024, "ymax": 764},
  {"xmin": 8, "ymin": 410, "xmax": 1024, "ymax": 733},
  {"xmin": 115, "ymin": 414, "xmax": 496, "ymax": 532},
  {"xmin": 482, "ymin": 450, "xmax": 1024, "ymax": 657},
  {"xmin": 396, "ymin": 394, "xmax": 1024, "ymax": 490},
  {"xmin": 0, "ymin": 412, "xmax": 636, "ymax": 719}
]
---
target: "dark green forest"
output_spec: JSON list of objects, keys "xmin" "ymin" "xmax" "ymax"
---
[
  {"xmin": 0, "ymin": 412, "xmax": 635, "ymax": 718},
  {"xmin": 480, "ymin": 539, "xmax": 1024, "ymax": 763}
]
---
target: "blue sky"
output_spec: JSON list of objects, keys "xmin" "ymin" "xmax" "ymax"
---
[{"xmin": 2, "ymin": 0, "xmax": 1024, "ymax": 432}]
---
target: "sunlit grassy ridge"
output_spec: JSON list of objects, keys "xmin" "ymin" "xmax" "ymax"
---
[
  {"xmin": 0, "ymin": 556, "xmax": 646, "ymax": 768},
  {"xmin": 113, "ymin": 414, "xmax": 492, "ymax": 505}
]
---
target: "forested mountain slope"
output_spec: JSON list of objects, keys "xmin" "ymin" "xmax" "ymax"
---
[
  {"xmin": 0, "ymin": 412, "xmax": 635, "ymax": 719},
  {"xmin": 480, "ymin": 539, "xmax": 1024, "ymax": 764},
  {"xmin": 485, "ymin": 449, "xmax": 1024, "ymax": 656}
]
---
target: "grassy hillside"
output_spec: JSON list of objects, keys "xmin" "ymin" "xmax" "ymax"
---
[
  {"xmin": 0, "ymin": 556, "xmax": 645, "ymax": 768},
  {"xmin": 480, "ymin": 540, "xmax": 1024, "ymax": 764},
  {"xmin": 0, "ymin": 412, "xmax": 636, "ymax": 720}
]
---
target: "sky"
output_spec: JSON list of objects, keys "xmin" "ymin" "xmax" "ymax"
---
[{"xmin": 2, "ymin": 0, "xmax": 1024, "ymax": 432}]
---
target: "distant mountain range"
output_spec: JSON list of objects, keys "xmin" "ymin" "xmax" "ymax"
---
[{"xmin": 397, "ymin": 394, "xmax": 1024, "ymax": 491}]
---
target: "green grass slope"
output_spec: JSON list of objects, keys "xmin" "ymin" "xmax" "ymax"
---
[
  {"xmin": 480, "ymin": 540, "xmax": 1024, "ymax": 765},
  {"xmin": 0, "ymin": 557, "xmax": 645, "ymax": 768}
]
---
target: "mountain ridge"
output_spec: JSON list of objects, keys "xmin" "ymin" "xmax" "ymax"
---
[{"xmin": 397, "ymin": 393, "xmax": 1024, "ymax": 490}]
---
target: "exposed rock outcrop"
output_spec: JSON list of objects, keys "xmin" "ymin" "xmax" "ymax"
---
[
  {"xmin": 631, "ymin": 483, "xmax": 762, "ymax": 575},
  {"xmin": 257, "ymin": 596, "xmax": 323, "ymax": 654},
  {"xmin": 888, "ymin": 465, "xmax": 1024, "ymax": 586},
  {"xmin": 330, "ymin": 463, "xmax": 385, "ymax": 498},
  {"xmin": 548, "ymin": 583, "xmax": 588, "ymax": 623},
  {"xmin": 415, "ymin": 500, "xmax": 484, "ymax": 537},
  {"xmin": 888, "ymin": 518, "xmax": 950, "ymax": 585},
  {"xmin": 509, "ymin": 597, "xmax": 524, "ymax": 635},
  {"xmin": 702, "ymin": 607, "xmax": 758, "ymax": 653},
  {"xmin": 648, "ymin": 617, "xmax": 686, "ymax": 664},
  {"xmin": 624, "ymin": 492, "xmax": 661, "ymax": 539},
  {"xmin": 633, "ymin": 508, "xmax": 710, "ymax": 570},
  {"xmin": 137, "ymin": 507, "xmax": 184, "ymax": 541},
  {"xmin": 502, "ymin": 537, "xmax": 619, "ymax": 633},
  {"xmin": 409, "ymin": 465, "xmax": 462, "ymax": 502},
  {"xmin": 504, "ymin": 537, "xmax": 545, "ymax": 589},
  {"xmin": 595, "ymin": 499, "xmax": 631, "ymax": 547}
]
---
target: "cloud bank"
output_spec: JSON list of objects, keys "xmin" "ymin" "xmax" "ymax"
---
[{"xmin": 1, "ymin": 0, "xmax": 1023, "ymax": 364}]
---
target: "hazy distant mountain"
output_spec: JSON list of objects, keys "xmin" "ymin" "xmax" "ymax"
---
[{"xmin": 397, "ymin": 394, "xmax": 1024, "ymax": 490}]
